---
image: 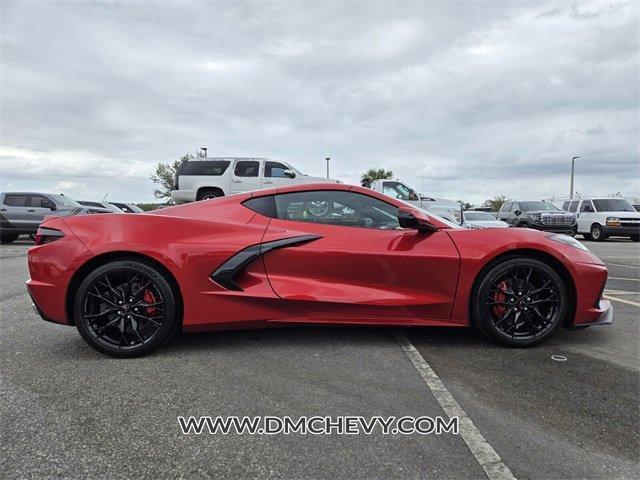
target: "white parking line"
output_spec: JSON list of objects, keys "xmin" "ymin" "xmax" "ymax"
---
[
  {"xmin": 604, "ymin": 295, "xmax": 640, "ymax": 308},
  {"xmin": 608, "ymin": 277, "xmax": 640, "ymax": 281},
  {"xmin": 607, "ymin": 263, "xmax": 640, "ymax": 269},
  {"xmin": 394, "ymin": 330, "xmax": 517, "ymax": 480}
]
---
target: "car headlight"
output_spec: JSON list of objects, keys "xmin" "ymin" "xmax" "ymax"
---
[
  {"xmin": 606, "ymin": 217, "xmax": 620, "ymax": 226},
  {"xmin": 548, "ymin": 234, "xmax": 590, "ymax": 251},
  {"xmin": 531, "ymin": 213, "xmax": 542, "ymax": 223}
]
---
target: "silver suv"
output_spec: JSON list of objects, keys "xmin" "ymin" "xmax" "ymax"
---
[{"xmin": 0, "ymin": 192, "xmax": 87, "ymax": 244}]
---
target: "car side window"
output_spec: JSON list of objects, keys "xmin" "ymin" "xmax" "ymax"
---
[
  {"xmin": 510, "ymin": 203, "xmax": 519, "ymax": 212},
  {"xmin": 234, "ymin": 161, "xmax": 260, "ymax": 177},
  {"xmin": 568, "ymin": 201, "xmax": 578, "ymax": 213},
  {"xmin": 562, "ymin": 201, "xmax": 570, "ymax": 210},
  {"xmin": 265, "ymin": 162, "xmax": 290, "ymax": 178},
  {"xmin": 501, "ymin": 202, "xmax": 511, "ymax": 212},
  {"xmin": 271, "ymin": 191, "xmax": 400, "ymax": 229},
  {"xmin": 580, "ymin": 201, "xmax": 593, "ymax": 212},
  {"xmin": 3, "ymin": 194, "xmax": 28, "ymax": 206},
  {"xmin": 29, "ymin": 195, "xmax": 49, "ymax": 207}
]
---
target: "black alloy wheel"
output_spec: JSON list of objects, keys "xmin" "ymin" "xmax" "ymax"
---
[
  {"xmin": 473, "ymin": 257, "xmax": 568, "ymax": 347},
  {"xmin": 74, "ymin": 260, "xmax": 179, "ymax": 357}
]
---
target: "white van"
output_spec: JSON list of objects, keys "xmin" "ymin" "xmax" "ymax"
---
[
  {"xmin": 562, "ymin": 197, "xmax": 640, "ymax": 242},
  {"xmin": 171, "ymin": 157, "xmax": 338, "ymax": 203}
]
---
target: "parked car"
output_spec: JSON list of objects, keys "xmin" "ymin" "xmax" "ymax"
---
[
  {"xmin": 462, "ymin": 211, "xmax": 508, "ymax": 228},
  {"xmin": 27, "ymin": 183, "xmax": 611, "ymax": 357},
  {"xmin": 498, "ymin": 201, "xmax": 575, "ymax": 234},
  {"xmin": 0, "ymin": 192, "xmax": 87, "ymax": 243},
  {"xmin": 171, "ymin": 157, "xmax": 338, "ymax": 203},
  {"xmin": 562, "ymin": 198, "xmax": 640, "ymax": 242},
  {"xmin": 78, "ymin": 201, "xmax": 124, "ymax": 214},
  {"xmin": 109, "ymin": 202, "xmax": 144, "ymax": 213},
  {"xmin": 363, "ymin": 178, "xmax": 461, "ymax": 221}
]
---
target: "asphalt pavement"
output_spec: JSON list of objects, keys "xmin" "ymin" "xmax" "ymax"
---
[{"xmin": 1, "ymin": 237, "xmax": 638, "ymax": 479}]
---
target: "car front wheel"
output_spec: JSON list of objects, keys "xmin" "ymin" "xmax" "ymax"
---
[
  {"xmin": 1, "ymin": 233, "xmax": 19, "ymax": 244},
  {"xmin": 590, "ymin": 224, "xmax": 606, "ymax": 242},
  {"xmin": 74, "ymin": 259, "xmax": 180, "ymax": 357},
  {"xmin": 473, "ymin": 257, "xmax": 568, "ymax": 347}
]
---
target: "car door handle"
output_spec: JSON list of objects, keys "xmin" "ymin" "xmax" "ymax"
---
[
  {"xmin": 263, "ymin": 180, "xmax": 273, "ymax": 184},
  {"xmin": 0, "ymin": 208, "xmax": 6, "ymax": 211},
  {"xmin": 232, "ymin": 179, "xmax": 242, "ymax": 183},
  {"xmin": 28, "ymin": 209, "xmax": 36, "ymax": 212}
]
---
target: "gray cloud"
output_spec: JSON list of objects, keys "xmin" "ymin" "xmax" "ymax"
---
[{"xmin": 1, "ymin": 0, "xmax": 638, "ymax": 204}]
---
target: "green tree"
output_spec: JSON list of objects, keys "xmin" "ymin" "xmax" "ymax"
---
[
  {"xmin": 458, "ymin": 201, "xmax": 474, "ymax": 210},
  {"xmin": 361, "ymin": 168, "xmax": 394, "ymax": 181},
  {"xmin": 482, "ymin": 195, "xmax": 508, "ymax": 212},
  {"xmin": 150, "ymin": 153, "xmax": 193, "ymax": 201}
]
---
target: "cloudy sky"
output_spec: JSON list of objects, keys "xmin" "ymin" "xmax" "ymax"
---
[{"xmin": 1, "ymin": 1, "xmax": 638, "ymax": 204}]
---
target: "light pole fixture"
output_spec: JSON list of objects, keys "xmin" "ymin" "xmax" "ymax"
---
[
  {"xmin": 326, "ymin": 157, "xmax": 331, "ymax": 178},
  {"xmin": 570, "ymin": 156, "xmax": 580, "ymax": 199}
]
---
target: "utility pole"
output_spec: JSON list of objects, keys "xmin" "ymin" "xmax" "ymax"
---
[
  {"xmin": 326, "ymin": 157, "xmax": 331, "ymax": 178},
  {"xmin": 570, "ymin": 156, "xmax": 580, "ymax": 198}
]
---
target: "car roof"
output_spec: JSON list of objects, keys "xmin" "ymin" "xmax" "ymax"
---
[
  {"xmin": 1, "ymin": 191, "xmax": 53, "ymax": 195},
  {"xmin": 186, "ymin": 157, "xmax": 270, "ymax": 161}
]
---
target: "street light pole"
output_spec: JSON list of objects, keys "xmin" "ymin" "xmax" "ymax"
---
[
  {"xmin": 326, "ymin": 157, "xmax": 331, "ymax": 178},
  {"xmin": 570, "ymin": 156, "xmax": 580, "ymax": 199}
]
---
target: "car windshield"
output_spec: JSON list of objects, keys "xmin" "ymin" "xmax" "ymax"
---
[
  {"xmin": 519, "ymin": 202, "xmax": 559, "ymax": 212},
  {"xmin": 49, "ymin": 194, "xmax": 81, "ymax": 207},
  {"xmin": 464, "ymin": 212, "xmax": 495, "ymax": 221},
  {"xmin": 592, "ymin": 199, "xmax": 635, "ymax": 212}
]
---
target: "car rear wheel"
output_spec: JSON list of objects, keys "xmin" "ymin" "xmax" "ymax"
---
[
  {"xmin": 590, "ymin": 224, "xmax": 606, "ymax": 242},
  {"xmin": 197, "ymin": 189, "xmax": 223, "ymax": 201},
  {"xmin": 473, "ymin": 257, "xmax": 568, "ymax": 347},
  {"xmin": 1, "ymin": 233, "xmax": 19, "ymax": 244},
  {"xmin": 74, "ymin": 260, "xmax": 180, "ymax": 357}
]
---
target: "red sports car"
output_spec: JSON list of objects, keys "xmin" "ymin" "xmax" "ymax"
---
[{"xmin": 27, "ymin": 183, "xmax": 612, "ymax": 357}]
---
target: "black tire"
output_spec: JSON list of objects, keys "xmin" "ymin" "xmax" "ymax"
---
[
  {"xmin": 590, "ymin": 224, "xmax": 606, "ymax": 242},
  {"xmin": 74, "ymin": 259, "xmax": 180, "ymax": 357},
  {"xmin": 631, "ymin": 234, "xmax": 640, "ymax": 243},
  {"xmin": 472, "ymin": 257, "xmax": 569, "ymax": 347},
  {"xmin": 516, "ymin": 221, "xmax": 529, "ymax": 228},
  {"xmin": 197, "ymin": 188, "xmax": 224, "ymax": 201},
  {"xmin": 1, "ymin": 233, "xmax": 19, "ymax": 244},
  {"xmin": 582, "ymin": 233, "xmax": 592, "ymax": 241}
]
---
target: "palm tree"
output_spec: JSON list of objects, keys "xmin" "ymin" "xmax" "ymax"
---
[{"xmin": 361, "ymin": 168, "xmax": 394, "ymax": 181}]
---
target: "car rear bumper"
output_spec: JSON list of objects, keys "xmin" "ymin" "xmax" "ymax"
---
[{"xmin": 171, "ymin": 190, "xmax": 196, "ymax": 204}]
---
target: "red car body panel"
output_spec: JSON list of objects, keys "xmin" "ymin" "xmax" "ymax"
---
[{"xmin": 26, "ymin": 183, "xmax": 610, "ymax": 333}]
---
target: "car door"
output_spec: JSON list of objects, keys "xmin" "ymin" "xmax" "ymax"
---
[
  {"xmin": 231, "ymin": 160, "xmax": 262, "ymax": 194},
  {"xmin": 258, "ymin": 189, "xmax": 460, "ymax": 322},
  {"xmin": 577, "ymin": 200, "xmax": 594, "ymax": 232},
  {"xmin": 262, "ymin": 161, "xmax": 295, "ymax": 189},
  {"xmin": 498, "ymin": 202, "xmax": 512, "ymax": 223},
  {"xmin": 26, "ymin": 194, "xmax": 55, "ymax": 230},
  {"xmin": 0, "ymin": 193, "xmax": 28, "ymax": 231}
]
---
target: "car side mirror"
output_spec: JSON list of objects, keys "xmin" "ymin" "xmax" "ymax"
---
[
  {"xmin": 398, "ymin": 207, "xmax": 438, "ymax": 233},
  {"xmin": 41, "ymin": 199, "xmax": 56, "ymax": 210},
  {"xmin": 513, "ymin": 209, "xmax": 522, "ymax": 216},
  {"xmin": 283, "ymin": 169, "xmax": 295, "ymax": 178},
  {"xmin": 408, "ymin": 192, "xmax": 419, "ymax": 201}
]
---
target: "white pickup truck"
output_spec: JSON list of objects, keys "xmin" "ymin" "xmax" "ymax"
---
[
  {"xmin": 171, "ymin": 157, "xmax": 338, "ymax": 203},
  {"xmin": 363, "ymin": 178, "xmax": 461, "ymax": 222}
]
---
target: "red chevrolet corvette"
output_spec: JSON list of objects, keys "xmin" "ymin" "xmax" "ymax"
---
[{"xmin": 27, "ymin": 183, "xmax": 612, "ymax": 357}]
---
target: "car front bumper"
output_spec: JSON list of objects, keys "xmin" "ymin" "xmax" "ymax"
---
[{"xmin": 602, "ymin": 225, "xmax": 640, "ymax": 237}]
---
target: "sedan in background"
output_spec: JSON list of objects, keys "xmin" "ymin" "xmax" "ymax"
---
[
  {"xmin": 77, "ymin": 201, "xmax": 124, "ymax": 214},
  {"xmin": 462, "ymin": 211, "xmax": 508, "ymax": 228},
  {"xmin": 27, "ymin": 183, "xmax": 612, "ymax": 357},
  {"xmin": 110, "ymin": 202, "xmax": 144, "ymax": 213}
]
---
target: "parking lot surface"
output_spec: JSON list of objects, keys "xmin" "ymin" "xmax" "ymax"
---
[{"xmin": 1, "ymin": 238, "xmax": 638, "ymax": 479}]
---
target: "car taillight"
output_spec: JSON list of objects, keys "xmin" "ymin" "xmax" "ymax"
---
[{"xmin": 35, "ymin": 227, "xmax": 65, "ymax": 245}]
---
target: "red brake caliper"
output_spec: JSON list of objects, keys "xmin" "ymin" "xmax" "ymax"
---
[
  {"xmin": 493, "ymin": 280, "xmax": 507, "ymax": 318},
  {"xmin": 143, "ymin": 289, "xmax": 158, "ymax": 315}
]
